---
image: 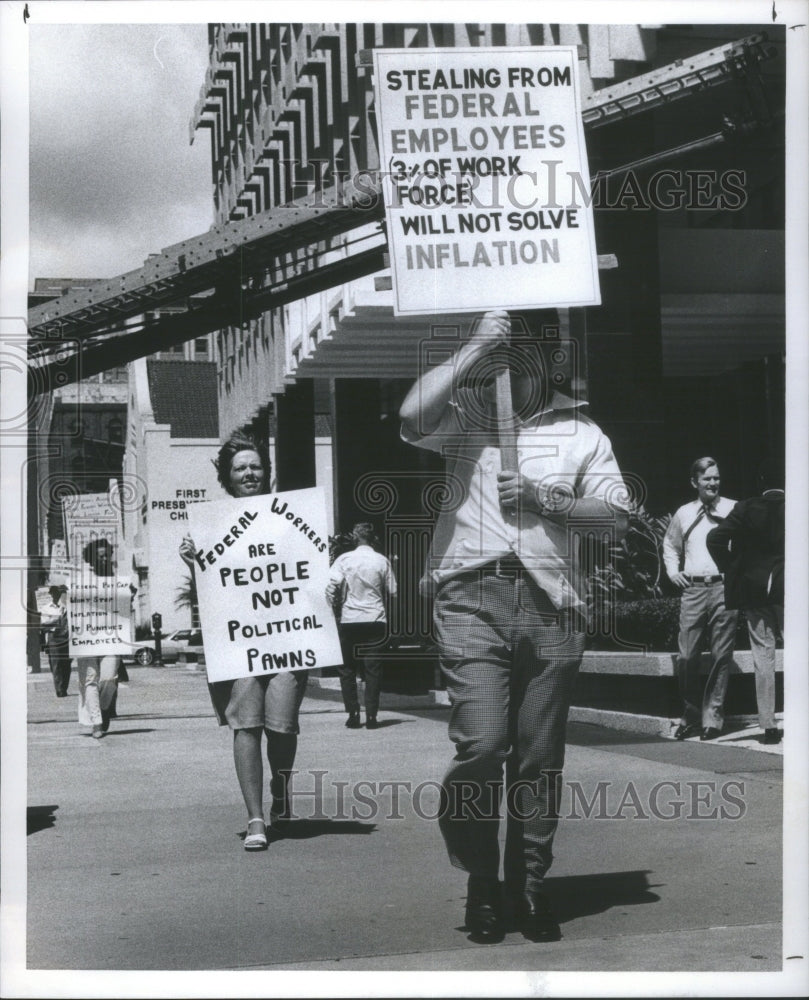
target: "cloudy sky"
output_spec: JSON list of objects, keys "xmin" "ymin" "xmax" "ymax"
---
[{"xmin": 29, "ymin": 22, "xmax": 212, "ymax": 284}]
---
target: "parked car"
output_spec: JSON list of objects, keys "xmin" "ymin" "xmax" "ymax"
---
[{"xmin": 127, "ymin": 628, "xmax": 203, "ymax": 666}]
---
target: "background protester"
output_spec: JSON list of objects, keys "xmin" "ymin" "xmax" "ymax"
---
[
  {"xmin": 75, "ymin": 538, "xmax": 124, "ymax": 739},
  {"xmin": 663, "ymin": 457, "xmax": 738, "ymax": 742},
  {"xmin": 326, "ymin": 523, "xmax": 397, "ymax": 729},
  {"xmin": 399, "ymin": 309, "xmax": 628, "ymax": 944},
  {"xmin": 706, "ymin": 457, "xmax": 785, "ymax": 745},
  {"xmin": 179, "ymin": 431, "xmax": 308, "ymax": 851},
  {"xmin": 40, "ymin": 584, "xmax": 71, "ymax": 697}
]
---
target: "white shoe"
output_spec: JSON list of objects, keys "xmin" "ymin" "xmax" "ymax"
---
[{"xmin": 244, "ymin": 817, "xmax": 267, "ymax": 851}]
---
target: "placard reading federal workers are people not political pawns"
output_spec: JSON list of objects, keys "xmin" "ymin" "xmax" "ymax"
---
[
  {"xmin": 373, "ymin": 47, "xmax": 601, "ymax": 315},
  {"xmin": 188, "ymin": 488, "xmax": 343, "ymax": 683}
]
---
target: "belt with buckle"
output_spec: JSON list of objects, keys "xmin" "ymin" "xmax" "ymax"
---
[
  {"xmin": 686, "ymin": 574, "xmax": 723, "ymax": 584},
  {"xmin": 479, "ymin": 555, "xmax": 524, "ymax": 579}
]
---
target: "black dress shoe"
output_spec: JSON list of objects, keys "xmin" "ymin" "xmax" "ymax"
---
[
  {"xmin": 762, "ymin": 728, "xmax": 782, "ymax": 744},
  {"xmin": 345, "ymin": 712, "xmax": 361, "ymax": 729},
  {"xmin": 515, "ymin": 890, "xmax": 562, "ymax": 942},
  {"xmin": 700, "ymin": 726, "xmax": 721, "ymax": 741},
  {"xmin": 465, "ymin": 877, "xmax": 504, "ymax": 944},
  {"xmin": 365, "ymin": 716, "xmax": 379, "ymax": 730},
  {"xmin": 674, "ymin": 723, "xmax": 700, "ymax": 740}
]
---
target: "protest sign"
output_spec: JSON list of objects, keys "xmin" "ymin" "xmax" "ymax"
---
[
  {"xmin": 67, "ymin": 568, "xmax": 133, "ymax": 657},
  {"xmin": 62, "ymin": 489, "xmax": 122, "ymax": 562},
  {"xmin": 62, "ymin": 488, "xmax": 133, "ymax": 657},
  {"xmin": 49, "ymin": 539, "xmax": 66, "ymax": 562},
  {"xmin": 35, "ymin": 587, "xmax": 55, "ymax": 618},
  {"xmin": 187, "ymin": 488, "xmax": 343, "ymax": 683},
  {"xmin": 47, "ymin": 539, "xmax": 72, "ymax": 586},
  {"xmin": 373, "ymin": 46, "xmax": 600, "ymax": 314}
]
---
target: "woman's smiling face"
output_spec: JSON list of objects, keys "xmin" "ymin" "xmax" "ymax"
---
[{"xmin": 228, "ymin": 449, "xmax": 266, "ymax": 498}]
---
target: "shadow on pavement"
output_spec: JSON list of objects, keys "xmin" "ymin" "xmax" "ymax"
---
[
  {"xmin": 717, "ymin": 725, "xmax": 782, "ymax": 748},
  {"xmin": 567, "ymin": 723, "xmax": 666, "ymax": 747},
  {"xmin": 93, "ymin": 728, "xmax": 156, "ymax": 737},
  {"xmin": 27, "ymin": 804, "xmax": 59, "ymax": 835},
  {"xmin": 269, "ymin": 819, "xmax": 377, "ymax": 841},
  {"xmin": 545, "ymin": 869, "xmax": 660, "ymax": 923}
]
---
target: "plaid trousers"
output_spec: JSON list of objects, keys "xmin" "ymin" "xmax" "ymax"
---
[{"xmin": 434, "ymin": 568, "xmax": 584, "ymax": 892}]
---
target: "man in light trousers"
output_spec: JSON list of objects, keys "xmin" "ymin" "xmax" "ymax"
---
[{"xmin": 400, "ymin": 309, "xmax": 628, "ymax": 944}]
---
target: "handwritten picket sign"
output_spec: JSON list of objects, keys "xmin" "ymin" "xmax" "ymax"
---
[
  {"xmin": 67, "ymin": 571, "xmax": 133, "ymax": 657},
  {"xmin": 188, "ymin": 488, "xmax": 343, "ymax": 682},
  {"xmin": 62, "ymin": 489, "xmax": 133, "ymax": 657},
  {"xmin": 373, "ymin": 46, "xmax": 600, "ymax": 314}
]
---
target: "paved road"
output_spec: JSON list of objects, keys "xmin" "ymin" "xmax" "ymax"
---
[{"xmin": 23, "ymin": 664, "xmax": 791, "ymax": 982}]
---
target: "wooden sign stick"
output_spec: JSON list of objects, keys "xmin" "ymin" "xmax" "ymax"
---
[
  {"xmin": 496, "ymin": 366, "xmax": 519, "ymax": 524},
  {"xmin": 495, "ymin": 368, "xmax": 519, "ymax": 472}
]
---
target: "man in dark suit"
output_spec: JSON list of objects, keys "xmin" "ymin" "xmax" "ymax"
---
[{"xmin": 706, "ymin": 458, "xmax": 784, "ymax": 745}]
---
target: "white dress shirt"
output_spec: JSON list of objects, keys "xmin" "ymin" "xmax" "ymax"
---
[
  {"xmin": 326, "ymin": 544, "xmax": 397, "ymax": 623},
  {"xmin": 401, "ymin": 389, "xmax": 628, "ymax": 610},
  {"xmin": 663, "ymin": 496, "xmax": 737, "ymax": 579}
]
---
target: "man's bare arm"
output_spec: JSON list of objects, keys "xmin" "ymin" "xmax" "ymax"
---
[
  {"xmin": 399, "ymin": 310, "xmax": 511, "ymax": 436},
  {"xmin": 496, "ymin": 471, "xmax": 629, "ymax": 536}
]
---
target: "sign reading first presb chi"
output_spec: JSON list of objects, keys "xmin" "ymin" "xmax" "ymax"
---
[{"xmin": 373, "ymin": 47, "xmax": 601, "ymax": 314}]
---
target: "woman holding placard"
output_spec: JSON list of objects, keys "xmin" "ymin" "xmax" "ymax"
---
[
  {"xmin": 75, "ymin": 537, "xmax": 125, "ymax": 739},
  {"xmin": 179, "ymin": 431, "xmax": 308, "ymax": 851}
]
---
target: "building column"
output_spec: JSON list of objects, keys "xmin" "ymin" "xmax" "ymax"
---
[
  {"xmin": 585, "ymin": 118, "xmax": 666, "ymax": 503},
  {"xmin": 274, "ymin": 380, "xmax": 316, "ymax": 491},
  {"xmin": 331, "ymin": 378, "xmax": 383, "ymax": 532}
]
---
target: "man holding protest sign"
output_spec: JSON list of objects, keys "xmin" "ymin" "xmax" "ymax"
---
[{"xmin": 400, "ymin": 309, "xmax": 628, "ymax": 943}]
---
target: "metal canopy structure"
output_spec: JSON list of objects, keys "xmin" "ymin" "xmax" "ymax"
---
[
  {"xmin": 27, "ymin": 33, "xmax": 778, "ymax": 395},
  {"xmin": 27, "ymin": 181, "xmax": 390, "ymax": 391},
  {"xmin": 580, "ymin": 32, "xmax": 775, "ymax": 127}
]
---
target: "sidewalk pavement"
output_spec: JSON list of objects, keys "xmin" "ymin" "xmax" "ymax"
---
[{"xmin": 23, "ymin": 663, "xmax": 790, "ymax": 980}]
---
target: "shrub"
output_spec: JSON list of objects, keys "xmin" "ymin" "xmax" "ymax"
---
[
  {"xmin": 585, "ymin": 506, "xmax": 679, "ymax": 650},
  {"xmin": 588, "ymin": 596, "xmax": 681, "ymax": 652},
  {"xmin": 586, "ymin": 507, "xmax": 673, "ymax": 604}
]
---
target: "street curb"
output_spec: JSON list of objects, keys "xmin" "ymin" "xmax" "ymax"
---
[
  {"xmin": 307, "ymin": 677, "xmax": 782, "ymax": 751},
  {"xmin": 94, "ymin": 668, "xmax": 781, "ymax": 753}
]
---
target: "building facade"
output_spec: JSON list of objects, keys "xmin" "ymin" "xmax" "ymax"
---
[
  {"xmin": 29, "ymin": 275, "xmax": 219, "ymax": 646},
  {"xmin": 124, "ymin": 358, "xmax": 221, "ymax": 633}
]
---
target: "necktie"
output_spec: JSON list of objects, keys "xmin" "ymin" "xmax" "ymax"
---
[
  {"xmin": 679, "ymin": 504, "xmax": 722, "ymax": 570},
  {"xmin": 701, "ymin": 503, "xmax": 722, "ymax": 525}
]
